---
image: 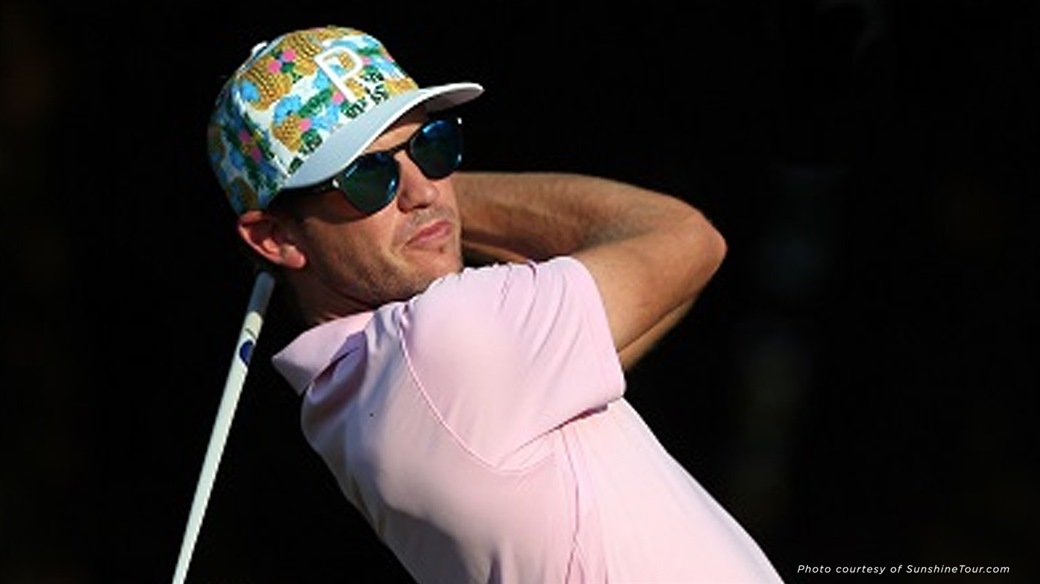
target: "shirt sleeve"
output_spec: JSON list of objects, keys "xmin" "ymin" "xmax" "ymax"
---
[{"xmin": 397, "ymin": 256, "xmax": 626, "ymax": 468}]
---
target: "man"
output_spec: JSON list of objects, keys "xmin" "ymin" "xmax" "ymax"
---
[{"xmin": 208, "ymin": 25, "xmax": 782, "ymax": 583}]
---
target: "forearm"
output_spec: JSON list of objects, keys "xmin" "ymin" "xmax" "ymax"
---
[
  {"xmin": 455, "ymin": 171, "xmax": 591, "ymax": 262},
  {"xmin": 617, "ymin": 299, "xmax": 694, "ymax": 370},
  {"xmin": 454, "ymin": 171, "xmax": 698, "ymax": 261}
]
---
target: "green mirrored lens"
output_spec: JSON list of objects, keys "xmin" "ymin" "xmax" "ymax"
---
[
  {"xmin": 340, "ymin": 153, "xmax": 398, "ymax": 214},
  {"xmin": 411, "ymin": 119, "xmax": 463, "ymax": 179}
]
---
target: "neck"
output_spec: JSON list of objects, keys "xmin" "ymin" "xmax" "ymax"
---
[{"xmin": 286, "ymin": 273, "xmax": 371, "ymax": 327}]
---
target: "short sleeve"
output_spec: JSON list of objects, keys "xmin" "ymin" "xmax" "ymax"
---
[{"xmin": 397, "ymin": 256, "xmax": 626, "ymax": 467}]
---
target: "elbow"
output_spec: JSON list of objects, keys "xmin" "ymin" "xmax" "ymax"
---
[
  {"xmin": 706, "ymin": 219, "xmax": 727, "ymax": 271},
  {"xmin": 677, "ymin": 208, "xmax": 727, "ymax": 292},
  {"xmin": 689, "ymin": 208, "xmax": 727, "ymax": 269}
]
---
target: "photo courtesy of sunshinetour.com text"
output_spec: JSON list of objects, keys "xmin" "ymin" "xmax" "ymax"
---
[{"xmin": 797, "ymin": 564, "xmax": 1012, "ymax": 576}]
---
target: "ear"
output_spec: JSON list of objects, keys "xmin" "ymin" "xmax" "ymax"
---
[{"xmin": 236, "ymin": 210, "xmax": 307, "ymax": 269}]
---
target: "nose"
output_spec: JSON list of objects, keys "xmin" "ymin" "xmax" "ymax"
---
[{"xmin": 393, "ymin": 151, "xmax": 442, "ymax": 211}]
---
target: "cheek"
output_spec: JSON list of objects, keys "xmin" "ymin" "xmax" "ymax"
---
[
  {"xmin": 328, "ymin": 225, "xmax": 391, "ymax": 270},
  {"xmin": 333, "ymin": 219, "xmax": 404, "ymax": 275}
]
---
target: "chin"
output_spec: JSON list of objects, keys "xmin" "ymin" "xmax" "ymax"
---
[
  {"xmin": 409, "ymin": 243, "xmax": 463, "ymax": 270},
  {"xmin": 428, "ymin": 255, "xmax": 465, "ymax": 280},
  {"xmin": 407, "ymin": 253, "xmax": 463, "ymax": 291}
]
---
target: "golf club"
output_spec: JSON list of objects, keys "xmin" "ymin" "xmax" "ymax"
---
[{"xmin": 171, "ymin": 270, "xmax": 276, "ymax": 584}]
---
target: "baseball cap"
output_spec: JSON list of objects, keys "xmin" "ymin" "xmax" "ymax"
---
[{"xmin": 207, "ymin": 25, "xmax": 483, "ymax": 215}]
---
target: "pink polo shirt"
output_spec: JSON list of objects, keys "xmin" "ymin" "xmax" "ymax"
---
[{"xmin": 273, "ymin": 257, "xmax": 782, "ymax": 583}]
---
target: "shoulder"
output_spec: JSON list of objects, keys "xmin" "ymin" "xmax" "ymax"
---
[
  {"xmin": 396, "ymin": 257, "xmax": 599, "ymax": 364},
  {"xmin": 420, "ymin": 256, "xmax": 594, "ymax": 305},
  {"xmin": 406, "ymin": 257, "xmax": 595, "ymax": 327}
]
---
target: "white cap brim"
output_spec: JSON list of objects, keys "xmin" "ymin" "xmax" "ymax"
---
[{"xmin": 282, "ymin": 82, "xmax": 484, "ymax": 190}]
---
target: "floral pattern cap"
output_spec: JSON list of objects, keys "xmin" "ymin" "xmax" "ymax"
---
[{"xmin": 207, "ymin": 26, "xmax": 482, "ymax": 215}]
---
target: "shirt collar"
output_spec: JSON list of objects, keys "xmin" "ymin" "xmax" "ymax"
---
[{"xmin": 271, "ymin": 312, "xmax": 374, "ymax": 395}]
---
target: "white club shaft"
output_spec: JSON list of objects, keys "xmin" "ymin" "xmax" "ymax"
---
[{"xmin": 172, "ymin": 272, "xmax": 275, "ymax": 584}]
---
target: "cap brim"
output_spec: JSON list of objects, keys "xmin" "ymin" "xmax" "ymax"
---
[{"xmin": 282, "ymin": 82, "xmax": 483, "ymax": 190}]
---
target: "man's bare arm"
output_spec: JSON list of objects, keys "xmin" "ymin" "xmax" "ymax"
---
[{"xmin": 453, "ymin": 171, "xmax": 726, "ymax": 369}]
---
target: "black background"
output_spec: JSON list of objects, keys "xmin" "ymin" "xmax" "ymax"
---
[{"xmin": 2, "ymin": 1, "xmax": 1037, "ymax": 582}]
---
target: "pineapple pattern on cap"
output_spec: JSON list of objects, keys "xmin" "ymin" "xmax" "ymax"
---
[{"xmin": 208, "ymin": 26, "xmax": 420, "ymax": 215}]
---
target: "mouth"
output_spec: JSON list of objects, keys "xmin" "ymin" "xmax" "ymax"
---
[{"xmin": 406, "ymin": 218, "xmax": 454, "ymax": 249}]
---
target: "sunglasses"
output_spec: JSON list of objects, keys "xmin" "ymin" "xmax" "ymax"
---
[{"xmin": 287, "ymin": 117, "xmax": 464, "ymax": 215}]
